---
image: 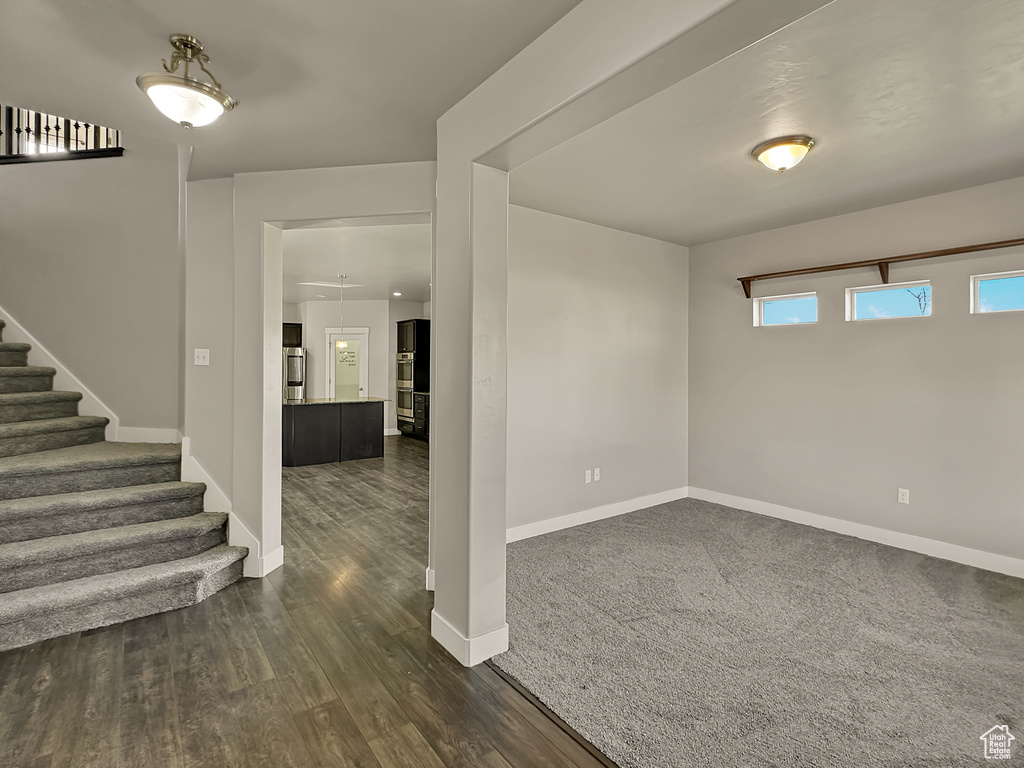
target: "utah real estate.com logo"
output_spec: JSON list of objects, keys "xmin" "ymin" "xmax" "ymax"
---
[{"xmin": 981, "ymin": 725, "xmax": 1015, "ymax": 760}]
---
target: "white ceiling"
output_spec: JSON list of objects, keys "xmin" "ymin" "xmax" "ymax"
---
[
  {"xmin": 282, "ymin": 218, "xmax": 431, "ymax": 304},
  {"xmin": 0, "ymin": 0, "xmax": 582, "ymax": 180},
  {"xmin": 510, "ymin": 0, "xmax": 1024, "ymax": 246}
]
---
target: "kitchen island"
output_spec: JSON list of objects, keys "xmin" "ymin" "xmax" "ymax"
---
[{"xmin": 282, "ymin": 397, "xmax": 387, "ymax": 467}]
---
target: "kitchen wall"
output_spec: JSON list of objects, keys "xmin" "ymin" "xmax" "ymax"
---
[
  {"xmin": 0, "ymin": 133, "xmax": 181, "ymax": 429},
  {"xmin": 688, "ymin": 174, "xmax": 1024, "ymax": 561},
  {"xmin": 506, "ymin": 205, "xmax": 689, "ymax": 533},
  {"xmin": 282, "ymin": 303, "xmax": 301, "ymax": 323},
  {"xmin": 298, "ymin": 299, "xmax": 390, "ymax": 408}
]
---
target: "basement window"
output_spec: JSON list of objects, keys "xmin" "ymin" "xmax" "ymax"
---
[
  {"xmin": 847, "ymin": 281, "xmax": 931, "ymax": 321},
  {"xmin": 753, "ymin": 292, "xmax": 817, "ymax": 327},
  {"xmin": 972, "ymin": 270, "xmax": 1024, "ymax": 314}
]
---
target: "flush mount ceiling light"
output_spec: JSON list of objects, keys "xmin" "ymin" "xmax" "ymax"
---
[
  {"xmin": 751, "ymin": 135, "xmax": 815, "ymax": 172},
  {"xmin": 137, "ymin": 34, "xmax": 237, "ymax": 128}
]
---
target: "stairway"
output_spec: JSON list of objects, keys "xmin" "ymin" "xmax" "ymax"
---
[{"xmin": 0, "ymin": 319, "xmax": 247, "ymax": 652}]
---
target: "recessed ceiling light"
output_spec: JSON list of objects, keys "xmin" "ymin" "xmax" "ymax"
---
[
  {"xmin": 316, "ymin": 294, "xmax": 326, "ymax": 298},
  {"xmin": 393, "ymin": 292, "xmax": 402, "ymax": 297},
  {"xmin": 751, "ymin": 135, "xmax": 815, "ymax": 172}
]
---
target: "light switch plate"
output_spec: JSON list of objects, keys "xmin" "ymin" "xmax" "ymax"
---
[{"xmin": 194, "ymin": 348, "xmax": 210, "ymax": 366}]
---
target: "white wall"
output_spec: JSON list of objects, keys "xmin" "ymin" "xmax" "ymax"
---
[
  {"xmin": 689, "ymin": 175, "xmax": 1024, "ymax": 561},
  {"xmin": 388, "ymin": 301, "xmax": 428, "ymax": 432},
  {"xmin": 506, "ymin": 206, "xmax": 689, "ymax": 531},
  {"xmin": 184, "ymin": 178, "xmax": 235, "ymax": 500},
  {"xmin": 282, "ymin": 303, "xmax": 301, "ymax": 323},
  {"xmin": 0, "ymin": 133, "xmax": 181, "ymax": 428},
  {"xmin": 422, "ymin": 301, "xmax": 432, "ymax": 319}
]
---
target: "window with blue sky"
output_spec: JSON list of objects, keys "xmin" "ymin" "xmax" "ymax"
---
[
  {"xmin": 974, "ymin": 271, "xmax": 1024, "ymax": 313},
  {"xmin": 756, "ymin": 293, "xmax": 817, "ymax": 326},
  {"xmin": 848, "ymin": 282, "xmax": 931, "ymax": 321}
]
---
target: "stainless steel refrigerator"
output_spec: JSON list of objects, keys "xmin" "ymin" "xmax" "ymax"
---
[{"xmin": 283, "ymin": 347, "xmax": 306, "ymax": 401}]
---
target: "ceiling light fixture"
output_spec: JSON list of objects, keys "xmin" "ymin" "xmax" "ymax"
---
[
  {"xmin": 393, "ymin": 292, "xmax": 402, "ymax": 297},
  {"xmin": 137, "ymin": 34, "xmax": 238, "ymax": 128},
  {"xmin": 298, "ymin": 281, "xmax": 362, "ymax": 289},
  {"xmin": 751, "ymin": 135, "xmax": 815, "ymax": 172}
]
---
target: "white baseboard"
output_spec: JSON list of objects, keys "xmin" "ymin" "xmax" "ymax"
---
[
  {"xmin": 259, "ymin": 545, "xmax": 285, "ymax": 576},
  {"xmin": 0, "ymin": 305, "xmax": 119, "ymax": 440},
  {"xmin": 425, "ymin": 567, "xmax": 435, "ymax": 591},
  {"xmin": 180, "ymin": 437, "xmax": 232, "ymax": 511},
  {"xmin": 506, "ymin": 486, "xmax": 691, "ymax": 543},
  {"xmin": 430, "ymin": 610, "xmax": 509, "ymax": 667},
  {"xmin": 118, "ymin": 427, "xmax": 182, "ymax": 443},
  {"xmin": 385, "ymin": 428, "xmax": 401, "ymax": 436},
  {"xmin": 227, "ymin": 512, "xmax": 262, "ymax": 578},
  {"xmin": 688, "ymin": 487, "xmax": 1024, "ymax": 580}
]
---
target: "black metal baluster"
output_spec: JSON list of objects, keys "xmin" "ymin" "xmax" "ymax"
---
[
  {"xmin": 15, "ymin": 109, "xmax": 24, "ymax": 154},
  {"xmin": 1, "ymin": 106, "xmax": 11, "ymax": 156},
  {"xmin": 62, "ymin": 118, "xmax": 70, "ymax": 151},
  {"xmin": 73, "ymin": 121, "xmax": 81, "ymax": 151},
  {"xmin": 32, "ymin": 111, "xmax": 41, "ymax": 154},
  {"xmin": 43, "ymin": 115, "xmax": 52, "ymax": 153},
  {"xmin": 93, "ymin": 123, "xmax": 100, "ymax": 150}
]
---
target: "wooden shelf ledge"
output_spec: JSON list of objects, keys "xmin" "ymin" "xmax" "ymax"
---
[{"xmin": 737, "ymin": 237, "xmax": 1024, "ymax": 298}]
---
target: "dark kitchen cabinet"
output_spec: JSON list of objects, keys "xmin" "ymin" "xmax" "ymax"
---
[
  {"xmin": 397, "ymin": 319, "xmax": 429, "ymax": 355},
  {"xmin": 282, "ymin": 323, "xmax": 303, "ymax": 348}
]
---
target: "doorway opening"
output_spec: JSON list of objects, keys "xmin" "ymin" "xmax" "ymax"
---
[{"xmin": 326, "ymin": 327, "xmax": 369, "ymax": 399}]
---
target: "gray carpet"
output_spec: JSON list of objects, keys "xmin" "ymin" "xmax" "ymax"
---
[{"xmin": 494, "ymin": 498, "xmax": 1024, "ymax": 768}]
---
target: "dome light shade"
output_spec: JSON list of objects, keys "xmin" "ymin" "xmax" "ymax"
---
[
  {"xmin": 751, "ymin": 135, "xmax": 815, "ymax": 172},
  {"xmin": 137, "ymin": 35, "xmax": 237, "ymax": 128}
]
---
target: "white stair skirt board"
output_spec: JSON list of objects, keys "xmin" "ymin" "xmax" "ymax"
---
[
  {"xmin": 119, "ymin": 427, "xmax": 182, "ymax": 443},
  {"xmin": 431, "ymin": 610, "xmax": 509, "ymax": 667},
  {"xmin": 688, "ymin": 487, "xmax": 1024, "ymax": 581},
  {"xmin": 0, "ymin": 306, "xmax": 119, "ymax": 440},
  {"xmin": 181, "ymin": 437, "xmax": 284, "ymax": 579},
  {"xmin": 425, "ymin": 567, "xmax": 435, "ymax": 591},
  {"xmin": 385, "ymin": 428, "xmax": 402, "ymax": 437},
  {"xmin": 506, "ymin": 487, "xmax": 691, "ymax": 543}
]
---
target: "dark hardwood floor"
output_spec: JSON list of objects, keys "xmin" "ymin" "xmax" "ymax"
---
[{"xmin": 0, "ymin": 436, "xmax": 609, "ymax": 768}]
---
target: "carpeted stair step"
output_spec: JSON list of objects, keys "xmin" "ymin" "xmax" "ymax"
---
[
  {"xmin": 0, "ymin": 319, "xmax": 5, "ymax": 341},
  {"xmin": 0, "ymin": 442, "xmax": 182, "ymax": 501},
  {"xmin": 0, "ymin": 365, "xmax": 55, "ymax": 394},
  {"xmin": 0, "ymin": 415, "xmax": 108, "ymax": 458},
  {"xmin": 0, "ymin": 391, "xmax": 83, "ymax": 424},
  {"xmin": 0, "ymin": 342, "xmax": 30, "ymax": 367},
  {"xmin": 0, "ymin": 544, "xmax": 247, "ymax": 652},
  {"xmin": 0, "ymin": 512, "xmax": 229, "ymax": 594},
  {"xmin": 0, "ymin": 481, "xmax": 207, "ymax": 545}
]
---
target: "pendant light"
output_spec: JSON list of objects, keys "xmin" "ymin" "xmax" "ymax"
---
[
  {"xmin": 137, "ymin": 35, "xmax": 238, "ymax": 128},
  {"xmin": 751, "ymin": 135, "xmax": 815, "ymax": 172}
]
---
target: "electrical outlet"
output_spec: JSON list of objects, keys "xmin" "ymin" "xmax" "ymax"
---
[
  {"xmin": 594, "ymin": 467, "xmax": 601, "ymax": 481},
  {"xmin": 585, "ymin": 469, "xmax": 592, "ymax": 484},
  {"xmin": 897, "ymin": 488, "xmax": 910, "ymax": 505},
  {"xmin": 194, "ymin": 348, "xmax": 210, "ymax": 366}
]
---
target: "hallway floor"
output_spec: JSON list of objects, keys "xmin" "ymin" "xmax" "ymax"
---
[{"xmin": 0, "ymin": 436, "xmax": 608, "ymax": 767}]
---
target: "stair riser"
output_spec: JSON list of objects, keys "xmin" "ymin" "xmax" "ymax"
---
[
  {"xmin": 0, "ymin": 463, "xmax": 181, "ymax": 501},
  {"xmin": 0, "ymin": 494, "xmax": 205, "ymax": 545},
  {"xmin": 0, "ymin": 426, "xmax": 106, "ymax": 459},
  {"xmin": 0, "ymin": 350, "xmax": 29, "ymax": 366},
  {"xmin": 0, "ymin": 529, "xmax": 227, "ymax": 594},
  {"xmin": 0, "ymin": 400, "xmax": 80, "ymax": 424},
  {"xmin": 0, "ymin": 559, "xmax": 243, "ymax": 652},
  {"xmin": 0, "ymin": 375, "xmax": 54, "ymax": 394}
]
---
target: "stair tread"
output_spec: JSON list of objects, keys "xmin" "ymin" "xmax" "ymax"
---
[
  {"xmin": 0, "ymin": 481, "xmax": 206, "ymax": 516},
  {"xmin": 0, "ymin": 415, "xmax": 108, "ymax": 438},
  {"xmin": 0, "ymin": 544, "xmax": 247, "ymax": 622},
  {"xmin": 0, "ymin": 391, "xmax": 82, "ymax": 404},
  {"xmin": 0, "ymin": 512, "xmax": 228, "ymax": 566},
  {"xmin": 0, "ymin": 441, "xmax": 181, "ymax": 478},
  {"xmin": 0, "ymin": 365, "xmax": 56, "ymax": 377},
  {"xmin": 0, "ymin": 343, "xmax": 30, "ymax": 351}
]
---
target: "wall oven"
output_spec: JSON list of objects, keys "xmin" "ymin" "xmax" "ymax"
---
[
  {"xmin": 396, "ymin": 387, "xmax": 414, "ymax": 419},
  {"xmin": 397, "ymin": 353, "xmax": 415, "ymax": 389}
]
